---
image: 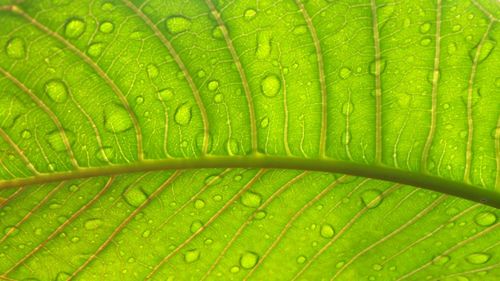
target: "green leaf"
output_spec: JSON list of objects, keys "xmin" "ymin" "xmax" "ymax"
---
[{"xmin": 0, "ymin": 0, "xmax": 499, "ymax": 280}]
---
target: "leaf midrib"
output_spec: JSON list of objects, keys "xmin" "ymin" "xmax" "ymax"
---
[{"xmin": 1, "ymin": 156, "xmax": 498, "ymax": 208}]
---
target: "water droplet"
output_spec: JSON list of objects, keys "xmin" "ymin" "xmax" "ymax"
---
[
  {"xmin": 84, "ymin": 218, "xmax": 103, "ymax": 230},
  {"xmin": 448, "ymin": 42, "xmax": 457, "ymax": 54},
  {"xmin": 64, "ymin": 18, "xmax": 86, "ymax": 39},
  {"xmin": 46, "ymin": 130, "xmax": 74, "ymax": 152},
  {"xmin": 158, "ymin": 88, "xmax": 174, "ymax": 101},
  {"xmin": 254, "ymin": 211, "xmax": 267, "ymax": 220},
  {"xmin": 372, "ymin": 264, "xmax": 383, "ymax": 271},
  {"xmin": 165, "ymin": 16, "xmax": 191, "ymax": 34},
  {"xmin": 213, "ymin": 194, "xmax": 222, "ymax": 201},
  {"xmin": 142, "ymin": 230, "xmax": 151, "ymax": 238},
  {"xmin": 339, "ymin": 67, "xmax": 351, "ymax": 79},
  {"xmin": 214, "ymin": 94, "xmax": 223, "ymax": 103},
  {"xmin": 101, "ymin": 2, "xmax": 115, "ymax": 11},
  {"xmin": 197, "ymin": 70, "xmax": 206, "ymax": 78},
  {"xmin": 361, "ymin": 189, "xmax": 382, "ymax": 209},
  {"xmin": 260, "ymin": 117, "xmax": 269, "ymax": 128},
  {"xmin": 69, "ymin": 184, "xmax": 79, "ymax": 192},
  {"xmin": 240, "ymin": 251, "xmax": 259, "ymax": 269},
  {"xmin": 45, "ymin": 79, "xmax": 68, "ymax": 103},
  {"xmin": 244, "ymin": 9, "xmax": 257, "ymax": 20},
  {"xmin": 212, "ymin": 26, "xmax": 223, "ymax": 39},
  {"xmin": 261, "ymin": 74, "xmax": 280, "ymax": 97},
  {"xmin": 466, "ymin": 253, "xmax": 490, "ymax": 264},
  {"xmin": 341, "ymin": 101, "xmax": 354, "ymax": 115},
  {"xmin": 184, "ymin": 249, "xmax": 200, "ymax": 263},
  {"xmin": 135, "ymin": 96, "xmax": 144, "ymax": 105},
  {"xmin": 5, "ymin": 37, "xmax": 26, "ymax": 59},
  {"xmin": 296, "ymin": 255, "xmax": 306, "ymax": 264},
  {"xmin": 293, "ymin": 25, "xmax": 307, "ymax": 35},
  {"xmin": 432, "ymin": 255, "xmax": 450, "ymax": 265},
  {"xmin": 452, "ymin": 24, "xmax": 461, "ymax": 32},
  {"xmin": 230, "ymin": 266, "xmax": 240, "ymax": 273},
  {"xmin": 99, "ymin": 21, "xmax": 114, "ymax": 34},
  {"xmin": 419, "ymin": 22, "xmax": 431, "ymax": 33},
  {"xmin": 320, "ymin": 224, "xmax": 335, "ymax": 238},
  {"xmin": 104, "ymin": 104, "xmax": 133, "ymax": 133},
  {"xmin": 190, "ymin": 220, "xmax": 203, "ymax": 233},
  {"xmin": 122, "ymin": 186, "xmax": 147, "ymax": 207},
  {"xmin": 336, "ymin": 261, "xmax": 345, "ymax": 268},
  {"xmin": 87, "ymin": 42, "xmax": 104, "ymax": 57},
  {"xmin": 194, "ymin": 199, "xmax": 205, "ymax": 209},
  {"xmin": 241, "ymin": 191, "xmax": 262, "ymax": 208},
  {"xmin": 147, "ymin": 64, "xmax": 159, "ymax": 79},
  {"xmin": 478, "ymin": 39, "xmax": 496, "ymax": 63},
  {"xmin": 208, "ymin": 80, "xmax": 219, "ymax": 91},
  {"xmin": 369, "ymin": 58, "xmax": 386, "ymax": 75},
  {"xmin": 256, "ymin": 31, "xmax": 272, "ymax": 59},
  {"xmin": 21, "ymin": 129, "xmax": 32, "ymax": 139},
  {"xmin": 420, "ymin": 37, "xmax": 432, "ymax": 46},
  {"xmin": 174, "ymin": 103, "xmax": 192, "ymax": 125}
]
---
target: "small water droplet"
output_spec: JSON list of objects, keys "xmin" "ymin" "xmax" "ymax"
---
[
  {"xmin": 208, "ymin": 80, "xmax": 219, "ymax": 91},
  {"xmin": 260, "ymin": 117, "xmax": 269, "ymax": 128},
  {"xmin": 46, "ymin": 130, "xmax": 74, "ymax": 152},
  {"xmin": 158, "ymin": 88, "xmax": 174, "ymax": 101},
  {"xmin": 254, "ymin": 210, "xmax": 267, "ymax": 220},
  {"xmin": 212, "ymin": 26, "xmax": 223, "ymax": 39},
  {"xmin": 293, "ymin": 25, "xmax": 307, "ymax": 35},
  {"xmin": 194, "ymin": 199, "xmax": 205, "ymax": 209},
  {"xmin": 256, "ymin": 31, "xmax": 272, "ymax": 59},
  {"xmin": 123, "ymin": 186, "xmax": 147, "ymax": 207},
  {"xmin": 241, "ymin": 191, "xmax": 262, "ymax": 208},
  {"xmin": 336, "ymin": 261, "xmax": 345, "ymax": 268},
  {"xmin": 372, "ymin": 264, "xmax": 383, "ymax": 271},
  {"xmin": 466, "ymin": 253, "xmax": 490, "ymax": 264},
  {"xmin": 452, "ymin": 24, "xmax": 461, "ymax": 32},
  {"xmin": 5, "ymin": 37, "xmax": 26, "ymax": 59},
  {"xmin": 320, "ymin": 224, "xmax": 335, "ymax": 238},
  {"xmin": 84, "ymin": 218, "xmax": 103, "ymax": 230},
  {"xmin": 420, "ymin": 37, "xmax": 432, "ymax": 46},
  {"xmin": 341, "ymin": 101, "xmax": 354, "ymax": 115},
  {"xmin": 142, "ymin": 230, "xmax": 151, "ymax": 238},
  {"xmin": 64, "ymin": 18, "xmax": 86, "ymax": 39},
  {"xmin": 432, "ymin": 255, "xmax": 450, "ymax": 265},
  {"xmin": 190, "ymin": 220, "xmax": 203, "ymax": 233},
  {"xmin": 197, "ymin": 70, "xmax": 206, "ymax": 78},
  {"xmin": 174, "ymin": 103, "xmax": 192, "ymax": 125},
  {"xmin": 104, "ymin": 104, "xmax": 133, "ymax": 133},
  {"xmin": 240, "ymin": 251, "xmax": 259, "ymax": 269},
  {"xmin": 45, "ymin": 79, "xmax": 68, "ymax": 103},
  {"xmin": 477, "ymin": 39, "xmax": 496, "ymax": 63},
  {"xmin": 448, "ymin": 42, "xmax": 457, "ymax": 54},
  {"xmin": 213, "ymin": 194, "xmax": 222, "ymax": 201},
  {"xmin": 230, "ymin": 266, "xmax": 240, "ymax": 273},
  {"xmin": 87, "ymin": 42, "xmax": 104, "ymax": 57},
  {"xmin": 261, "ymin": 74, "xmax": 280, "ymax": 97},
  {"xmin": 244, "ymin": 9, "xmax": 257, "ymax": 20},
  {"xmin": 184, "ymin": 249, "xmax": 200, "ymax": 263},
  {"xmin": 296, "ymin": 255, "xmax": 306, "ymax": 264},
  {"xmin": 101, "ymin": 2, "xmax": 115, "ymax": 11},
  {"xmin": 99, "ymin": 21, "xmax": 114, "ymax": 34},
  {"xmin": 361, "ymin": 189, "xmax": 382, "ymax": 209},
  {"xmin": 214, "ymin": 93, "xmax": 223, "ymax": 103},
  {"xmin": 369, "ymin": 58, "xmax": 386, "ymax": 75},
  {"xmin": 147, "ymin": 64, "xmax": 159, "ymax": 79},
  {"xmin": 21, "ymin": 129, "xmax": 32, "ymax": 139},
  {"xmin": 166, "ymin": 16, "xmax": 191, "ymax": 34},
  {"xmin": 419, "ymin": 22, "xmax": 431, "ymax": 33},
  {"xmin": 339, "ymin": 67, "xmax": 352, "ymax": 79}
]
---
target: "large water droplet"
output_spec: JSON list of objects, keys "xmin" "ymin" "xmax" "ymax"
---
[
  {"xmin": 256, "ymin": 31, "xmax": 272, "ymax": 59},
  {"xmin": 184, "ymin": 249, "xmax": 200, "ymax": 263},
  {"xmin": 194, "ymin": 199, "xmax": 205, "ymax": 209},
  {"xmin": 320, "ymin": 224, "xmax": 335, "ymax": 238},
  {"xmin": 361, "ymin": 189, "xmax": 382, "ymax": 209},
  {"xmin": 339, "ymin": 67, "xmax": 351, "ymax": 79},
  {"xmin": 174, "ymin": 103, "xmax": 192, "ymax": 126},
  {"xmin": 99, "ymin": 21, "xmax": 114, "ymax": 34},
  {"xmin": 122, "ymin": 186, "xmax": 147, "ymax": 207},
  {"xmin": 261, "ymin": 74, "xmax": 280, "ymax": 97},
  {"xmin": 432, "ymin": 255, "xmax": 450, "ymax": 265},
  {"xmin": 5, "ymin": 37, "xmax": 26, "ymax": 59},
  {"xmin": 104, "ymin": 104, "xmax": 133, "ymax": 133},
  {"xmin": 166, "ymin": 16, "xmax": 191, "ymax": 34},
  {"xmin": 241, "ymin": 191, "xmax": 262, "ymax": 208},
  {"xmin": 240, "ymin": 251, "xmax": 259, "ymax": 269},
  {"xmin": 190, "ymin": 220, "xmax": 203, "ymax": 233},
  {"xmin": 84, "ymin": 218, "xmax": 103, "ymax": 230},
  {"xmin": 64, "ymin": 18, "xmax": 86, "ymax": 39},
  {"xmin": 45, "ymin": 79, "xmax": 68, "ymax": 103},
  {"xmin": 208, "ymin": 80, "xmax": 219, "ymax": 91},
  {"xmin": 474, "ymin": 211, "xmax": 497, "ymax": 226},
  {"xmin": 466, "ymin": 253, "xmax": 490, "ymax": 264},
  {"xmin": 419, "ymin": 22, "xmax": 431, "ymax": 33}
]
